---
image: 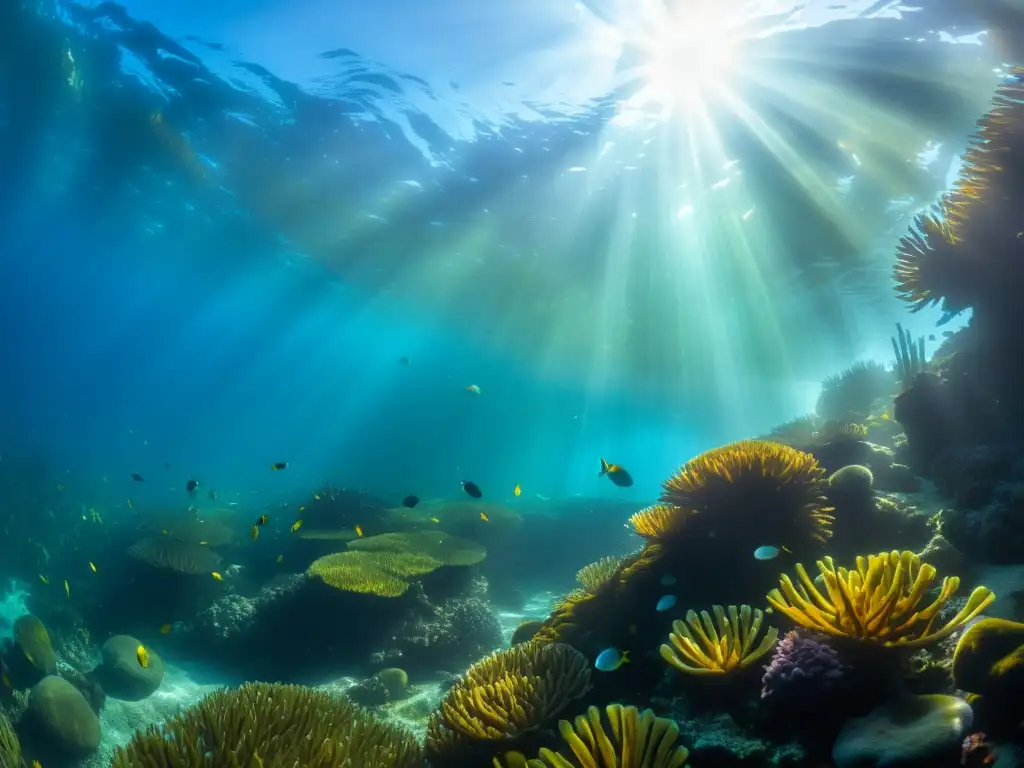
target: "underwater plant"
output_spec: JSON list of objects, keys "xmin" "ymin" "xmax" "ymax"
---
[
  {"xmin": 890, "ymin": 323, "xmax": 927, "ymax": 388},
  {"xmin": 767, "ymin": 550, "xmax": 995, "ymax": 648},
  {"xmin": 816, "ymin": 361, "xmax": 896, "ymax": 423},
  {"xmin": 660, "ymin": 604, "xmax": 778, "ymax": 675},
  {"xmin": 110, "ymin": 682, "xmax": 422, "ymax": 767},
  {"xmin": 494, "ymin": 704, "xmax": 689, "ymax": 768},
  {"xmin": 426, "ymin": 642, "xmax": 591, "ymax": 763}
]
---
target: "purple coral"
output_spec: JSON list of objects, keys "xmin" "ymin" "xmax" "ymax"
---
[{"xmin": 761, "ymin": 630, "xmax": 846, "ymax": 707}]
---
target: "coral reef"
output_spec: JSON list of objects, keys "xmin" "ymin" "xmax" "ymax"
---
[
  {"xmin": 660, "ymin": 605, "xmax": 778, "ymax": 675},
  {"xmin": 761, "ymin": 630, "xmax": 848, "ymax": 711}
]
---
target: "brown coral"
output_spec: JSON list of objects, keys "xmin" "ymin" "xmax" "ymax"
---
[
  {"xmin": 110, "ymin": 682, "xmax": 422, "ymax": 768},
  {"xmin": 494, "ymin": 704, "xmax": 689, "ymax": 768},
  {"xmin": 426, "ymin": 642, "xmax": 591, "ymax": 762}
]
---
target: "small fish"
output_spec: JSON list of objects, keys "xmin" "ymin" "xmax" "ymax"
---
[
  {"xmin": 127, "ymin": 499, "xmax": 135, "ymax": 510},
  {"xmin": 430, "ymin": 516, "xmax": 441, "ymax": 524},
  {"xmin": 283, "ymin": 519, "xmax": 299, "ymax": 533},
  {"xmin": 198, "ymin": 540, "xmax": 208, "ymax": 546},
  {"xmin": 399, "ymin": 356, "xmax": 410, "ymax": 366},
  {"xmin": 655, "ymin": 595, "xmax": 677, "ymax": 612},
  {"xmin": 513, "ymin": 483, "xmax": 521, "ymax": 497},
  {"xmin": 276, "ymin": 554, "xmax": 284, "ymax": 564},
  {"xmin": 354, "ymin": 525, "xmax": 364, "ymax": 537},
  {"xmin": 89, "ymin": 562, "xmax": 97, "ymax": 573},
  {"xmin": 136, "ymin": 644, "xmax": 149, "ymax": 668},
  {"xmin": 299, "ymin": 505, "xmax": 306, "ymax": 512},
  {"xmin": 462, "ymin": 481, "xmax": 483, "ymax": 498},
  {"xmin": 660, "ymin": 574, "xmax": 677, "ymax": 587},
  {"xmin": 599, "ymin": 458, "xmax": 634, "ymax": 487},
  {"xmin": 251, "ymin": 525, "xmax": 259, "ymax": 542},
  {"xmin": 465, "ymin": 384, "xmax": 481, "ymax": 395},
  {"xmin": 131, "ymin": 472, "xmax": 145, "ymax": 482},
  {"xmin": 186, "ymin": 478, "xmax": 199, "ymax": 494},
  {"xmin": 211, "ymin": 572, "xmax": 223, "ymax": 581},
  {"xmin": 39, "ymin": 575, "xmax": 48, "ymax": 584},
  {"xmin": 256, "ymin": 514, "xmax": 269, "ymax": 526},
  {"xmin": 160, "ymin": 623, "xmax": 172, "ymax": 634},
  {"xmin": 402, "ymin": 495, "xmax": 420, "ymax": 508},
  {"xmin": 314, "ymin": 493, "xmax": 322, "ymax": 501},
  {"xmin": 271, "ymin": 462, "xmax": 288, "ymax": 471},
  {"xmin": 161, "ymin": 529, "xmax": 168, "ymax": 535},
  {"xmin": 480, "ymin": 512, "xmax": 489, "ymax": 522},
  {"xmin": 594, "ymin": 647, "xmax": 630, "ymax": 672},
  {"xmin": 64, "ymin": 580, "xmax": 70, "ymax": 598},
  {"xmin": 2, "ymin": 671, "xmax": 11, "ymax": 689},
  {"xmin": 753, "ymin": 545, "xmax": 791, "ymax": 561}
]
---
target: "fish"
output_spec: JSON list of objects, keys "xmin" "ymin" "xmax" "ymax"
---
[
  {"xmin": 160, "ymin": 624, "xmax": 172, "ymax": 634},
  {"xmin": 480, "ymin": 512, "xmax": 489, "ymax": 522},
  {"xmin": 354, "ymin": 525, "xmax": 364, "ymax": 537},
  {"xmin": 594, "ymin": 647, "xmax": 630, "ymax": 672},
  {"xmin": 462, "ymin": 481, "xmax": 483, "ymax": 498},
  {"xmin": 402, "ymin": 495, "xmax": 420, "ymax": 508},
  {"xmin": 186, "ymin": 478, "xmax": 199, "ymax": 494},
  {"xmin": 599, "ymin": 458, "xmax": 634, "ymax": 487},
  {"xmin": 430, "ymin": 516, "xmax": 441, "ymax": 524},
  {"xmin": 314, "ymin": 493, "xmax": 321, "ymax": 501},
  {"xmin": 136, "ymin": 644, "xmax": 150, "ymax": 669},
  {"xmin": 256, "ymin": 514, "xmax": 269, "ymax": 526},
  {"xmin": 211, "ymin": 572, "xmax": 223, "ymax": 581},
  {"xmin": 39, "ymin": 575, "xmax": 48, "ymax": 584},
  {"xmin": 399, "ymin": 356, "xmax": 410, "ymax": 366},
  {"xmin": 276, "ymin": 554, "xmax": 284, "ymax": 564},
  {"xmin": 271, "ymin": 462, "xmax": 289, "ymax": 471},
  {"xmin": 655, "ymin": 595, "xmax": 677, "ymax": 612},
  {"xmin": 290, "ymin": 520, "xmax": 303, "ymax": 533},
  {"xmin": 89, "ymin": 562, "xmax": 97, "ymax": 573},
  {"xmin": 1, "ymin": 671, "xmax": 11, "ymax": 689},
  {"xmin": 753, "ymin": 545, "xmax": 791, "ymax": 561},
  {"xmin": 32, "ymin": 761, "xmax": 41, "ymax": 768},
  {"xmin": 161, "ymin": 529, "xmax": 168, "ymax": 536},
  {"xmin": 465, "ymin": 384, "xmax": 481, "ymax": 395},
  {"xmin": 251, "ymin": 525, "xmax": 260, "ymax": 542},
  {"xmin": 64, "ymin": 580, "xmax": 70, "ymax": 598},
  {"xmin": 660, "ymin": 574, "xmax": 677, "ymax": 587},
  {"xmin": 131, "ymin": 472, "xmax": 145, "ymax": 482},
  {"xmin": 513, "ymin": 483, "xmax": 521, "ymax": 497},
  {"xmin": 127, "ymin": 499, "xmax": 135, "ymax": 510}
]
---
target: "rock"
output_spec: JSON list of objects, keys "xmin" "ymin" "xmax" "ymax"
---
[
  {"xmin": 832, "ymin": 694, "xmax": 972, "ymax": 768},
  {"xmin": 27, "ymin": 676, "xmax": 101, "ymax": 758},
  {"xmin": 94, "ymin": 635, "xmax": 164, "ymax": 701}
]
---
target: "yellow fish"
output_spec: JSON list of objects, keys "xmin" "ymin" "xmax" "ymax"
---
[
  {"xmin": 198, "ymin": 540, "xmax": 209, "ymax": 545},
  {"xmin": 33, "ymin": 761, "xmax": 42, "ymax": 768},
  {"xmin": 39, "ymin": 575, "xmax": 48, "ymax": 584},
  {"xmin": 480, "ymin": 512, "xmax": 489, "ymax": 522},
  {"xmin": 136, "ymin": 644, "xmax": 149, "ymax": 669},
  {"xmin": 430, "ymin": 516, "xmax": 441, "ymax": 524},
  {"xmin": 514, "ymin": 483, "xmax": 521, "ymax": 497},
  {"xmin": 298, "ymin": 505, "xmax": 306, "ymax": 512},
  {"xmin": 354, "ymin": 525, "xmax": 364, "ymax": 537},
  {"xmin": 89, "ymin": 562, "xmax": 97, "ymax": 573},
  {"xmin": 290, "ymin": 520, "xmax": 302, "ymax": 533},
  {"xmin": 161, "ymin": 529, "xmax": 169, "ymax": 535},
  {"xmin": 1, "ymin": 671, "xmax": 11, "ymax": 689},
  {"xmin": 160, "ymin": 623, "xmax": 172, "ymax": 634},
  {"xmin": 276, "ymin": 554, "xmax": 284, "ymax": 564},
  {"xmin": 314, "ymin": 494, "xmax": 321, "ymax": 501},
  {"xmin": 64, "ymin": 580, "xmax": 70, "ymax": 598},
  {"xmin": 250, "ymin": 525, "xmax": 259, "ymax": 542},
  {"xmin": 127, "ymin": 499, "xmax": 135, "ymax": 510},
  {"xmin": 211, "ymin": 572, "xmax": 223, "ymax": 581}
]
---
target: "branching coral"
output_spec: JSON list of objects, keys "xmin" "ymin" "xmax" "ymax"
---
[
  {"xmin": 426, "ymin": 642, "xmax": 591, "ymax": 762},
  {"xmin": 658, "ymin": 440, "xmax": 834, "ymax": 548},
  {"xmin": 110, "ymin": 682, "xmax": 422, "ymax": 767},
  {"xmin": 766, "ymin": 550, "xmax": 995, "ymax": 648},
  {"xmin": 576, "ymin": 556, "xmax": 624, "ymax": 592},
  {"xmin": 660, "ymin": 604, "xmax": 778, "ymax": 675},
  {"xmin": 494, "ymin": 704, "xmax": 689, "ymax": 768}
]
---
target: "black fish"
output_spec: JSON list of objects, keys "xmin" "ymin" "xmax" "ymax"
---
[
  {"xmin": 462, "ymin": 481, "xmax": 483, "ymax": 499},
  {"xmin": 402, "ymin": 495, "xmax": 420, "ymax": 508},
  {"xmin": 131, "ymin": 473, "xmax": 144, "ymax": 482},
  {"xmin": 186, "ymin": 478, "xmax": 199, "ymax": 494},
  {"xmin": 271, "ymin": 462, "xmax": 288, "ymax": 471},
  {"xmin": 599, "ymin": 458, "xmax": 634, "ymax": 488}
]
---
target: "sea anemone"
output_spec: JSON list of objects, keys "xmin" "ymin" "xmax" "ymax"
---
[
  {"xmin": 660, "ymin": 604, "xmax": 778, "ymax": 675},
  {"xmin": 767, "ymin": 550, "xmax": 995, "ymax": 648}
]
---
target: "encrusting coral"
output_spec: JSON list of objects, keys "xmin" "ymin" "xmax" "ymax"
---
[
  {"xmin": 110, "ymin": 681, "xmax": 422, "ymax": 767},
  {"xmin": 494, "ymin": 704, "xmax": 690, "ymax": 768},
  {"xmin": 426, "ymin": 642, "xmax": 592, "ymax": 763},
  {"xmin": 766, "ymin": 550, "xmax": 994, "ymax": 648},
  {"xmin": 660, "ymin": 604, "xmax": 778, "ymax": 675}
]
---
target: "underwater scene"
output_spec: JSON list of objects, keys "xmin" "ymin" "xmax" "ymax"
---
[{"xmin": 2, "ymin": 0, "xmax": 1024, "ymax": 766}]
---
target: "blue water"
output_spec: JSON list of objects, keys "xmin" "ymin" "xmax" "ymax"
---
[{"xmin": 0, "ymin": 0, "xmax": 999, "ymax": 508}]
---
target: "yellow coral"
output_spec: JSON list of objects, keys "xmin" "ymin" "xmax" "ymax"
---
[
  {"xmin": 0, "ymin": 712, "xmax": 20, "ymax": 768},
  {"xmin": 660, "ymin": 604, "xmax": 778, "ymax": 675},
  {"xmin": 576, "ymin": 556, "xmax": 623, "ymax": 592},
  {"xmin": 628, "ymin": 504, "xmax": 692, "ymax": 541},
  {"xmin": 495, "ymin": 704, "xmax": 689, "ymax": 768},
  {"xmin": 308, "ymin": 550, "xmax": 441, "ymax": 597},
  {"xmin": 348, "ymin": 530, "xmax": 486, "ymax": 566},
  {"xmin": 767, "ymin": 550, "xmax": 995, "ymax": 648},
  {"xmin": 426, "ymin": 642, "xmax": 591, "ymax": 761},
  {"xmin": 110, "ymin": 682, "xmax": 421, "ymax": 767}
]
